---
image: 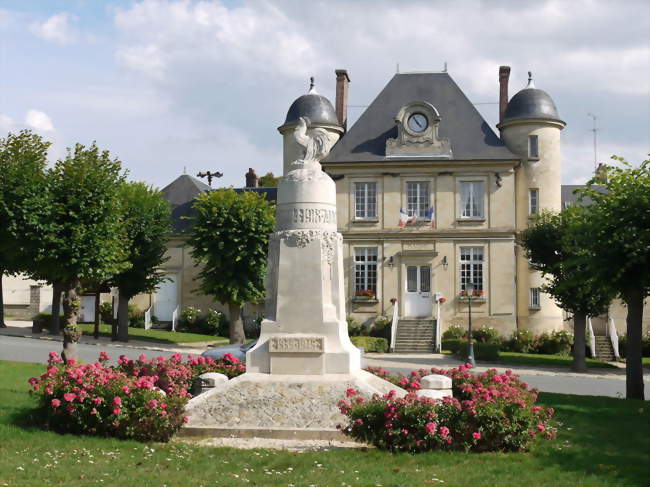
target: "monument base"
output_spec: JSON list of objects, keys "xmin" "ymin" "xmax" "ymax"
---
[{"xmin": 181, "ymin": 370, "xmax": 406, "ymax": 440}]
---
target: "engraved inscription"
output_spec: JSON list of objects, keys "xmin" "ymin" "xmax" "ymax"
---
[
  {"xmin": 269, "ymin": 336, "xmax": 325, "ymax": 353},
  {"xmin": 292, "ymin": 208, "xmax": 336, "ymax": 224}
]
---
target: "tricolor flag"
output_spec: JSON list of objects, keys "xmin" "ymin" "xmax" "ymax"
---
[
  {"xmin": 399, "ymin": 208, "xmax": 409, "ymax": 228},
  {"xmin": 425, "ymin": 207, "xmax": 437, "ymax": 228}
]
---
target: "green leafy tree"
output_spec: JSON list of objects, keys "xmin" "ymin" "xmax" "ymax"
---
[
  {"xmin": 110, "ymin": 182, "xmax": 172, "ymax": 342},
  {"xmin": 258, "ymin": 172, "xmax": 280, "ymax": 187},
  {"xmin": 38, "ymin": 143, "xmax": 128, "ymax": 360},
  {"xmin": 578, "ymin": 156, "xmax": 650, "ymax": 399},
  {"xmin": 519, "ymin": 209, "xmax": 614, "ymax": 372},
  {"xmin": 188, "ymin": 189, "xmax": 275, "ymax": 343},
  {"xmin": 0, "ymin": 131, "xmax": 50, "ymax": 327}
]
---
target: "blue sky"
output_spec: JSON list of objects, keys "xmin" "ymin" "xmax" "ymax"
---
[{"xmin": 1, "ymin": 0, "xmax": 648, "ymax": 189}]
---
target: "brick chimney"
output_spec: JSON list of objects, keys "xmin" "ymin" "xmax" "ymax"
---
[
  {"xmin": 499, "ymin": 65, "xmax": 511, "ymax": 124},
  {"xmin": 335, "ymin": 69, "xmax": 350, "ymax": 131},
  {"xmin": 245, "ymin": 168, "xmax": 258, "ymax": 188}
]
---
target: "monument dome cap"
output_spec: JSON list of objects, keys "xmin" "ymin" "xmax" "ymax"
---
[
  {"xmin": 503, "ymin": 72, "xmax": 563, "ymax": 124},
  {"xmin": 282, "ymin": 77, "xmax": 341, "ymax": 129}
]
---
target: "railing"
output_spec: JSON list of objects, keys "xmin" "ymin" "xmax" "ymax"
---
[
  {"xmin": 607, "ymin": 317, "xmax": 620, "ymax": 359},
  {"xmin": 390, "ymin": 300, "xmax": 399, "ymax": 352},
  {"xmin": 144, "ymin": 307, "xmax": 152, "ymax": 330},
  {"xmin": 587, "ymin": 317, "xmax": 596, "ymax": 358},
  {"xmin": 171, "ymin": 306, "xmax": 179, "ymax": 332},
  {"xmin": 435, "ymin": 297, "xmax": 442, "ymax": 353}
]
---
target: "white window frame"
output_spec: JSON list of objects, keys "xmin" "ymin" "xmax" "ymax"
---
[
  {"xmin": 528, "ymin": 135, "xmax": 539, "ymax": 158},
  {"xmin": 354, "ymin": 181, "xmax": 378, "ymax": 220},
  {"xmin": 459, "ymin": 247, "xmax": 484, "ymax": 292},
  {"xmin": 406, "ymin": 181, "xmax": 430, "ymax": 219},
  {"xmin": 458, "ymin": 179, "xmax": 485, "ymax": 220},
  {"xmin": 529, "ymin": 188, "xmax": 539, "ymax": 216},
  {"xmin": 530, "ymin": 288, "xmax": 541, "ymax": 309},
  {"xmin": 353, "ymin": 247, "xmax": 378, "ymax": 297}
]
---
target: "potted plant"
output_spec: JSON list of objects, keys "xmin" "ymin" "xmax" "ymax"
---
[{"xmin": 355, "ymin": 289, "xmax": 376, "ymax": 301}]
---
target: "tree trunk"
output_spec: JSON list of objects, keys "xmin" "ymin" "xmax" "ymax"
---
[
  {"xmin": 0, "ymin": 272, "xmax": 6, "ymax": 328},
  {"xmin": 117, "ymin": 293, "xmax": 130, "ymax": 342},
  {"xmin": 50, "ymin": 281, "xmax": 64, "ymax": 335},
  {"xmin": 61, "ymin": 280, "xmax": 81, "ymax": 364},
  {"xmin": 623, "ymin": 289, "xmax": 645, "ymax": 400},
  {"xmin": 227, "ymin": 302, "xmax": 245, "ymax": 344},
  {"xmin": 571, "ymin": 311, "xmax": 588, "ymax": 373}
]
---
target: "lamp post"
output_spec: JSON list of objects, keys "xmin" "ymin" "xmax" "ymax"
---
[{"xmin": 466, "ymin": 283, "xmax": 476, "ymax": 367}]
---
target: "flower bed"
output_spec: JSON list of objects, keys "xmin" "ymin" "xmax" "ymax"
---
[
  {"xmin": 28, "ymin": 351, "xmax": 245, "ymax": 442},
  {"xmin": 337, "ymin": 364, "xmax": 555, "ymax": 453}
]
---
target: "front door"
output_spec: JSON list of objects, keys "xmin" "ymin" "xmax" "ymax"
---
[
  {"xmin": 79, "ymin": 295, "xmax": 95, "ymax": 323},
  {"xmin": 404, "ymin": 265, "xmax": 432, "ymax": 318},
  {"xmin": 154, "ymin": 274, "xmax": 178, "ymax": 322}
]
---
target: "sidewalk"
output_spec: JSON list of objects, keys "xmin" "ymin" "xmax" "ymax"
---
[{"xmin": 0, "ymin": 320, "xmax": 210, "ymax": 355}]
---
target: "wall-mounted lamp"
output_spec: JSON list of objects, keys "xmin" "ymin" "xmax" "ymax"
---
[
  {"xmin": 442, "ymin": 256, "xmax": 448, "ymax": 270},
  {"xmin": 386, "ymin": 255, "xmax": 395, "ymax": 268},
  {"xmin": 495, "ymin": 172, "xmax": 502, "ymax": 188}
]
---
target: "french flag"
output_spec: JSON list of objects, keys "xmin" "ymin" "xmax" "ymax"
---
[
  {"xmin": 399, "ymin": 208, "xmax": 409, "ymax": 228},
  {"xmin": 425, "ymin": 207, "xmax": 436, "ymax": 228}
]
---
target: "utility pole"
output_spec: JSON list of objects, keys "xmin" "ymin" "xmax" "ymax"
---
[{"xmin": 587, "ymin": 113, "xmax": 598, "ymax": 174}]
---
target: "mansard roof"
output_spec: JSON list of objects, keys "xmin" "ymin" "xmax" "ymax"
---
[{"xmin": 325, "ymin": 72, "xmax": 517, "ymax": 163}]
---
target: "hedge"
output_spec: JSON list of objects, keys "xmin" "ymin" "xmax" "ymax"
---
[
  {"xmin": 442, "ymin": 339, "xmax": 500, "ymax": 361},
  {"xmin": 351, "ymin": 336, "xmax": 388, "ymax": 353}
]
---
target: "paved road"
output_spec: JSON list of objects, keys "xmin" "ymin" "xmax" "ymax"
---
[{"xmin": 2, "ymin": 335, "xmax": 648, "ymax": 398}]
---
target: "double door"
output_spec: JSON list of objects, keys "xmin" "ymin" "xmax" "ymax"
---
[{"xmin": 404, "ymin": 265, "xmax": 432, "ymax": 318}]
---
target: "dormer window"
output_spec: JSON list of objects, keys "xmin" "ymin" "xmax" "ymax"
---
[{"xmin": 528, "ymin": 135, "xmax": 539, "ymax": 158}]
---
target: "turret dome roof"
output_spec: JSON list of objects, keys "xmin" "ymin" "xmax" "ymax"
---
[
  {"xmin": 503, "ymin": 73, "xmax": 563, "ymax": 123},
  {"xmin": 282, "ymin": 78, "xmax": 340, "ymax": 128}
]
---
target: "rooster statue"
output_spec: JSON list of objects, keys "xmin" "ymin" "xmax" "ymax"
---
[{"xmin": 293, "ymin": 116, "xmax": 333, "ymax": 165}]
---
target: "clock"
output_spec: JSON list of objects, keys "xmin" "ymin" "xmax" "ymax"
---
[{"xmin": 407, "ymin": 113, "xmax": 428, "ymax": 133}]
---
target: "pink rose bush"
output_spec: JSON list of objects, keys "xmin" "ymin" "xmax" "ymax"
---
[
  {"xmin": 28, "ymin": 351, "xmax": 245, "ymax": 442},
  {"xmin": 337, "ymin": 364, "xmax": 556, "ymax": 453}
]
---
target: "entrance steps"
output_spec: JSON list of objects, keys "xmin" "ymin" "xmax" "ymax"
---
[
  {"xmin": 394, "ymin": 319, "xmax": 436, "ymax": 353},
  {"xmin": 594, "ymin": 335, "xmax": 616, "ymax": 361}
]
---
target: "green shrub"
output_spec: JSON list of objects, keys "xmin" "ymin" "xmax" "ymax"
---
[
  {"xmin": 504, "ymin": 329, "xmax": 536, "ymax": 353},
  {"xmin": 32, "ymin": 313, "xmax": 63, "ymax": 332},
  {"xmin": 536, "ymin": 330, "xmax": 572, "ymax": 355},
  {"xmin": 205, "ymin": 309, "xmax": 228, "ymax": 336},
  {"xmin": 471, "ymin": 342, "xmax": 500, "ymax": 361},
  {"xmin": 347, "ymin": 317, "xmax": 363, "ymax": 337},
  {"xmin": 442, "ymin": 324, "xmax": 465, "ymax": 340},
  {"xmin": 472, "ymin": 325, "xmax": 501, "ymax": 344},
  {"xmin": 442, "ymin": 338, "xmax": 464, "ymax": 353},
  {"xmin": 619, "ymin": 332, "xmax": 650, "ymax": 358},
  {"xmin": 99, "ymin": 302, "xmax": 113, "ymax": 323},
  {"xmin": 369, "ymin": 316, "xmax": 392, "ymax": 340},
  {"xmin": 350, "ymin": 336, "xmax": 388, "ymax": 353}
]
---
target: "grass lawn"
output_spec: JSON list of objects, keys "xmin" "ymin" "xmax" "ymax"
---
[
  {"xmin": 76, "ymin": 323, "xmax": 228, "ymax": 345},
  {"xmin": 1, "ymin": 361, "xmax": 648, "ymax": 486},
  {"xmin": 496, "ymin": 352, "xmax": 617, "ymax": 369}
]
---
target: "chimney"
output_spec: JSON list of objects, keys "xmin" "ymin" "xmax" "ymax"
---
[
  {"xmin": 245, "ymin": 168, "xmax": 258, "ymax": 188},
  {"xmin": 499, "ymin": 66, "xmax": 511, "ymax": 124},
  {"xmin": 335, "ymin": 69, "xmax": 350, "ymax": 131}
]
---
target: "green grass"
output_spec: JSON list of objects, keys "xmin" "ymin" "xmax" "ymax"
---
[
  {"xmin": 1, "ymin": 361, "xmax": 648, "ymax": 486},
  {"xmin": 77, "ymin": 323, "xmax": 228, "ymax": 345},
  {"xmin": 495, "ymin": 352, "xmax": 617, "ymax": 369}
]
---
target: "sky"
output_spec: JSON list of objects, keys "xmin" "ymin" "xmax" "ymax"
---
[{"xmin": 1, "ymin": 0, "xmax": 648, "ymax": 189}]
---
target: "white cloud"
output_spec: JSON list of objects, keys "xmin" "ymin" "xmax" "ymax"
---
[
  {"xmin": 0, "ymin": 113, "xmax": 15, "ymax": 132},
  {"xmin": 25, "ymin": 110, "xmax": 55, "ymax": 132},
  {"xmin": 29, "ymin": 12, "xmax": 75, "ymax": 45}
]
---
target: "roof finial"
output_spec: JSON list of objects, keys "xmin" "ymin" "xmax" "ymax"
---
[
  {"xmin": 526, "ymin": 71, "xmax": 536, "ymax": 89},
  {"xmin": 308, "ymin": 76, "xmax": 317, "ymax": 94}
]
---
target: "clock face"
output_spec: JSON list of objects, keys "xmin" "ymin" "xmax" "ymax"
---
[{"xmin": 407, "ymin": 113, "xmax": 428, "ymax": 133}]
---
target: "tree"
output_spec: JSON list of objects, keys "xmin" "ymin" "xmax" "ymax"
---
[
  {"xmin": 110, "ymin": 182, "xmax": 172, "ymax": 342},
  {"xmin": 578, "ymin": 156, "xmax": 650, "ymax": 399},
  {"xmin": 39, "ymin": 143, "xmax": 128, "ymax": 360},
  {"xmin": 258, "ymin": 172, "xmax": 280, "ymax": 187},
  {"xmin": 0, "ymin": 131, "xmax": 50, "ymax": 327},
  {"xmin": 519, "ymin": 209, "xmax": 614, "ymax": 372},
  {"xmin": 188, "ymin": 189, "xmax": 275, "ymax": 343}
]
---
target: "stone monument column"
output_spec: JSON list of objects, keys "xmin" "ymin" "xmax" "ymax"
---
[{"xmin": 247, "ymin": 116, "xmax": 360, "ymax": 375}]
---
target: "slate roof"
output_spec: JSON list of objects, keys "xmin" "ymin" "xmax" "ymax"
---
[
  {"xmin": 282, "ymin": 92, "xmax": 340, "ymax": 129},
  {"xmin": 561, "ymin": 184, "xmax": 605, "ymax": 208},
  {"xmin": 325, "ymin": 72, "xmax": 517, "ymax": 163},
  {"xmin": 503, "ymin": 87, "xmax": 563, "ymax": 123},
  {"xmin": 161, "ymin": 175, "xmax": 278, "ymax": 235}
]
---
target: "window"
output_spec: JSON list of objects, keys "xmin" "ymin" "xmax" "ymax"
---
[
  {"xmin": 530, "ymin": 288, "xmax": 541, "ymax": 308},
  {"xmin": 460, "ymin": 181, "xmax": 484, "ymax": 218},
  {"xmin": 354, "ymin": 182, "xmax": 377, "ymax": 220},
  {"xmin": 406, "ymin": 182, "xmax": 429, "ymax": 218},
  {"xmin": 354, "ymin": 248, "xmax": 378, "ymax": 296},
  {"xmin": 528, "ymin": 135, "xmax": 539, "ymax": 158},
  {"xmin": 460, "ymin": 247, "xmax": 483, "ymax": 292},
  {"xmin": 529, "ymin": 188, "xmax": 539, "ymax": 216}
]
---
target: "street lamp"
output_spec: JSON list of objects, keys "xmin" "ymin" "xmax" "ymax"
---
[{"xmin": 466, "ymin": 282, "xmax": 476, "ymax": 367}]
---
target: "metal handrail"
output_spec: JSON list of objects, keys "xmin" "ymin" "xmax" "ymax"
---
[
  {"xmin": 390, "ymin": 300, "xmax": 399, "ymax": 352},
  {"xmin": 144, "ymin": 307, "xmax": 152, "ymax": 330},
  {"xmin": 171, "ymin": 306, "xmax": 179, "ymax": 332},
  {"xmin": 587, "ymin": 317, "xmax": 596, "ymax": 358},
  {"xmin": 608, "ymin": 317, "xmax": 620, "ymax": 358}
]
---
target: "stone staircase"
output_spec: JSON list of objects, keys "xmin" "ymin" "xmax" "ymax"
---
[
  {"xmin": 393, "ymin": 319, "xmax": 436, "ymax": 353},
  {"xmin": 594, "ymin": 335, "xmax": 616, "ymax": 361}
]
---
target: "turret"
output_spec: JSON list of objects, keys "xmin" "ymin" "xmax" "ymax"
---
[
  {"xmin": 277, "ymin": 77, "xmax": 343, "ymax": 175},
  {"xmin": 498, "ymin": 70, "xmax": 566, "ymax": 334}
]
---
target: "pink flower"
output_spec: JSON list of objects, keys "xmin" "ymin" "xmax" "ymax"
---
[
  {"xmin": 51, "ymin": 399, "xmax": 61, "ymax": 408},
  {"xmin": 182, "ymin": 416, "xmax": 189, "ymax": 423},
  {"xmin": 345, "ymin": 388, "xmax": 358, "ymax": 398},
  {"xmin": 439, "ymin": 426, "xmax": 450, "ymax": 438},
  {"xmin": 161, "ymin": 410, "xmax": 167, "ymax": 417},
  {"xmin": 399, "ymin": 377, "xmax": 409, "ymax": 386},
  {"xmin": 138, "ymin": 354, "xmax": 147, "ymax": 362},
  {"xmin": 92, "ymin": 397, "xmax": 103, "ymax": 405},
  {"xmin": 425, "ymin": 422, "xmax": 437, "ymax": 435},
  {"xmin": 532, "ymin": 406, "xmax": 542, "ymax": 413},
  {"xmin": 63, "ymin": 392, "xmax": 76, "ymax": 402},
  {"xmin": 537, "ymin": 424, "xmax": 545, "ymax": 432},
  {"xmin": 98, "ymin": 351, "xmax": 110, "ymax": 363},
  {"xmin": 113, "ymin": 407, "xmax": 121, "ymax": 416},
  {"xmin": 160, "ymin": 403, "xmax": 167, "ymax": 409},
  {"xmin": 354, "ymin": 418, "xmax": 364, "ymax": 425},
  {"xmin": 401, "ymin": 428, "xmax": 409, "ymax": 435},
  {"xmin": 112, "ymin": 396, "xmax": 122, "ymax": 406},
  {"xmin": 464, "ymin": 363, "xmax": 473, "ymax": 369},
  {"xmin": 121, "ymin": 386, "xmax": 130, "ymax": 394},
  {"xmin": 148, "ymin": 399, "xmax": 158, "ymax": 409},
  {"xmin": 472, "ymin": 432, "xmax": 481, "ymax": 440},
  {"xmin": 90, "ymin": 408, "xmax": 97, "ymax": 415}
]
